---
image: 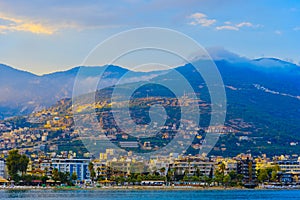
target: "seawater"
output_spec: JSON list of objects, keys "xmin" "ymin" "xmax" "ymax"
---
[{"xmin": 0, "ymin": 189, "xmax": 299, "ymax": 200}]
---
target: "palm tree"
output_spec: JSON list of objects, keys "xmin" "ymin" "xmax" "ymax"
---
[
  {"xmin": 160, "ymin": 167, "xmax": 166, "ymax": 176},
  {"xmin": 44, "ymin": 167, "xmax": 49, "ymax": 177},
  {"xmin": 219, "ymin": 162, "xmax": 226, "ymax": 176},
  {"xmin": 88, "ymin": 162, "xmax": 96, "ymax": 184},
  {"xmin": 88, "ymin": 162, "xmax": 94, "ymax": 173},
  {"xmin": 52, "ymin": 168, "xmax": 59, "ymax": 182},
  {"xmin": 248, "ymin": 161, "xmax": 253, "ymax": 183},
  {"xmin": 96, "ymin": 167, "xmax": 101, "ymax": 178}
]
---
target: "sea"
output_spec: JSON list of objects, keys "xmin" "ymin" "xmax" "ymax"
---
[{"xmin": 0, "ymin": 189, "xmax": 299, "ymax": 200}]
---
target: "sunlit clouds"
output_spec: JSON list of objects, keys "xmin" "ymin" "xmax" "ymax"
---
[{"xmin": 0, "ymin": 13, "xmax": 55, "ymax": 34}]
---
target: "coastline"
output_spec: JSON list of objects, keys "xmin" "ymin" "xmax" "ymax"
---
[{"xmin": 1, "ymin": 185, "xmax": 300, "ymax": 191}]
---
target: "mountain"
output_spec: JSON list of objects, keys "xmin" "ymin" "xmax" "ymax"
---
[
  {"xmin": 0, "ymin": 64, "xmax": 167, "ymax": 119},
  {"xmin": 0, "ymin": 64, "xmax": 39, "ymax": 118},
  {"xmin": 202, "ymin": 59, "xmax": 300, "ymax": 156},
  {"xmin": 1, "ymin": 49, "xmax": 300, "ymax": 156}
]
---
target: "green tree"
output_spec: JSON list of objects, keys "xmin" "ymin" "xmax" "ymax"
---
[
  {"xmin": 203, "ymin": 175, "xmax": 212, "ymax": 187},
  {"xmin": 191, "ymin": 176, "xmax": 200, "ymax": 182},
  {"xmin": 219, "ymin": 162, "xmax": 226, "ymax": 176},
  {"xmin": 41, "ymin": 175, "xmax": 49, "ymax": 184},
  {"xmin": 88, "ymin": 162, "xmax": 94, "ymax": 173},
  {"xmin": 52, "ymin": 168, "xmax": 59, "ymax": 182},
  {"xmin": 223, "ymin": 174, "xmax": 231, "ymax": 187},
  {"xmin": 248, "ymin": 161, "xmax": 253, "ymax": 182},
  {"xmin": 137, "ymin": 174, "xmax": 143, "ymax": 183},
  {"xmin": 88, "ymin": 162, "xmax": 96, "ymax": 182},
  {"xmin": 160, "ymin": 167, "xmax": 166, "ymax": 175},
  {"xmin": 71, "ymin": 172, "xmax": 78, "ymax": 181},
  {"xmin": 6, "ymin": 150, "xmax": 21, "ymax": 177},
  {"xmin": 22, "ymin": 174, "xmax": 33, "ymax": 185},
  {"xmin": 96, "ymin": 167, "xmax": 101, "ymax": 177},
  {"xmin": 237, "ymin": 174, "xmax": 244, "ymax": 186},
  {"xmin": 58, "ymin": 171, "xmax": 68, "ymax": 184},
  {"xmin": 6, "ymin": 149, "xmax": 29, "ymax": 181},
  {"xmin": 271, "ymin": 171, "xmax": 277, "ymax": 182},
  {"xmin": 44, "ymin": 167, "xmax": 49, "ymax": 176},
  {"xmin": 195, "ymin": 168, "xmax": 202, "ymax": 177},
  {"xmin": 183, "ymin": 175, "xmax": 190, "ymax": 181},
  {"xmin": 228, "ymin": 171, "xmax": 239, "ymax": 186},
  {"xmin": 257, "ymin": 169, "xmax": 269, "ymax": 183},
  {"xmin": 214, "ymin": 169, "xmax": 224, "ymax": 186},
  {"xmin": 19, "ymin": 154, "xmax": 29, "ymax": 175},
  {"xmin": 270, "ymin": 165, "xmax": 280, "ymax": 182},
  {"xmin": 90, "ymin": 170, "xmax": 96, "ymax": 182},
  {"xmin": 228, "ymin": 171, "xmax": 237, "ymax": 180}
]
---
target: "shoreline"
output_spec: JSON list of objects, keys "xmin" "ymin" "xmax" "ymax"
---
[{"xmin": 1, "ymin": 185, "xmax": 300, "ymax": 191}]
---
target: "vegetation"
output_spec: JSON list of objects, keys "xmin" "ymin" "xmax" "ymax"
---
[
  {"xmin": 51, "ymin": 168, "xmax": 74, "ymax": 185},
  {"xmin": 88, "ymin": 162, "xmax": 96, "ymax": 183},
  {"xmin": 257, "ymin": 165, "xmax": 281, "ymax": 183},
  {"xmin": 6, "ymin": 149, "xmax": 29, "ymax": 181}
]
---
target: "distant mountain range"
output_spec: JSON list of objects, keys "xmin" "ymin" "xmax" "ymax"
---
[
  {"xmin": 0, "ymin": 64, "xmax": 166, "ymax": 119},
  {"xmin": 1, "ymin": 48, "xmax": 300, "ymax": 156}
]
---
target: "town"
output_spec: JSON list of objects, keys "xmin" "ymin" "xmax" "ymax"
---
[
  {"xmin": 0, "ymin": 97, "xmax": 300, "ymax": 189},
  {"xmin": 0, "ymin": 148, "xmax": 300, "ymax": 189}
]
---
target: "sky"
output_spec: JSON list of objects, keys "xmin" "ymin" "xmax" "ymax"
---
[{"xmin": 0, "ymin": 0, "xmax": 299, "ymax": 75}]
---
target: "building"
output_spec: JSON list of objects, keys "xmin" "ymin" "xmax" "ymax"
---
[
  {"xmin": 0, "ymin": 159, "xmax": 6, "ymax": 178},
  {"xmin": 40, "ymin": 158, "xmax": 52, "ymax": 177},
  {"xmin": 149, "ymin": 156, "xmax": 172, "ymax": 176},
  {"xmin": 280, "ymin": 172, "xmax": 300, "ymax": 184},
  {"xmin": 93, "ymin": 160, "xmax": 109, "ymax": 179},
  {"xmin": 107, "ymin": 158, "xmax": 146, "ymax": 175},
  {"xmin": 218, "ymin": 158, "xmax": 238, "ymax": 175},
  {"xmin": 51, "ymin": 158, "xmax": 91, "ymax": 181},
  {"xmin": 169, "ymin": 156, "xmax": 215, "ymax": 178},
  {"xmin": 236, "ymin": 156, "xmax": 256, "ymax": 183},
  {"xmin": 276, "ymin": 160, "xmax": 300, "ymax": 174},
  {"xmin": 276, "ymin": 159, "xmax": 300, "ymax": 184}
]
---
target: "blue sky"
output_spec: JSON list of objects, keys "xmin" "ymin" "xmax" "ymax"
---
[{"xmin": 0, "ymin": 0, "xmax": 299, "ymax": 74}]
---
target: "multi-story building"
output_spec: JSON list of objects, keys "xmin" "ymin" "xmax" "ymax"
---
[
  {"xmin": 51, "ymin": 158, "xmax": 91, "ymax": 181},
  {"xmin": 149, "ymin": 156, "xmax": 173, "ymax": 176},
  {"xmin": 93, "ymin": 160, "xmax": 109, "ymax": 179},
  {"xmin": 236, "ymin": 156, "xmax": 256, "ymax": 183},
  {"xmin": 40, "ymin": 158, "xmax": 52, "ymax": 177},
  {"xmin": 275, "ymin": 159, "xmax": 300, "ymax": 183},
  {"xmin": 107, "ymin": 158, "xmax": 146, "ymax": 175},
  {"xmin": 0, "ymin": 159, "xmax": 5, "ymax": 178},
  {"xmin": 169, "ymin": 156, "xmax": 215, "ymax": 177},
  {"xmin": 276, "ymin": 160, "xmax": 300, "ymax": 173},
  {"xmin": 216, "ymin": 158, "xmax": 239, "ymax": 175}
]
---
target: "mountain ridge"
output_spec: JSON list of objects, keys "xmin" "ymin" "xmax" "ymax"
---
[
  {"xmin": 1, "ymin": 50, "xmax": 300, "ymax": 156},
  {"xmin": 0, "ymin": 49, "xmax": 299, "ymax": 120}
]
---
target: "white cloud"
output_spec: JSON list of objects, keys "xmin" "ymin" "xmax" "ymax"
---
[
  {"xmin": 216, "ymin": 21, "xmax": 261, "ymax": 31},
  {"xmin": 236, "ymin": 22, "xmax": 253, "ymax": 28},
  {"xmin": 216, "ymin": 25, "xmax": 239, "ymax": 31},
  {"xmin": 275, "ymin": 30, "xmax": 282, "ymax": 35},
  {"xmin": 188, "ymin": 12, "xmax": 216, "ymax": 27}
]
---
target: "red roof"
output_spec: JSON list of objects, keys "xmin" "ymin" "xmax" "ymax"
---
[{"xmin": 32, "ymin": 180, "xmax": 42, "ymax": 183}]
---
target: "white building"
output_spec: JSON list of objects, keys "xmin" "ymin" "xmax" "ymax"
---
[
  {"xmin": 169, "ymin": 156, "xmax": 215, "ymax": 177},
  {"xmin": 0, "ymin": 159, "xmax": 5, "ymax": 178},
  {"xmin": 149, "ymin": 156, "xmax": 173, "ymax": 176},
  {"xmin": 277, "ymin": 160, "xmax": 300, "ymax": 173}
]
